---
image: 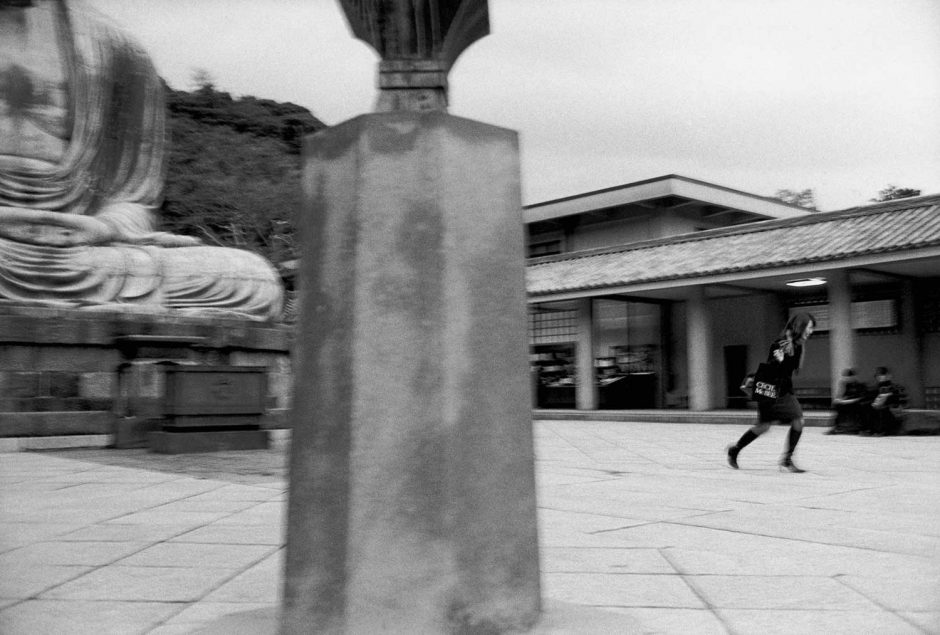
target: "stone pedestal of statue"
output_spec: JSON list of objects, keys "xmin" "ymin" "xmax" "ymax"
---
[{"xmin": 281, "ymin": 111, "xmax": 540, "ymax": 633}]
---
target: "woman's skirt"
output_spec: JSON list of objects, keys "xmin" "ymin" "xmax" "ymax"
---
[{"xmin": 758, "ymin": 392, "xmax": 803, "ymax": 423}]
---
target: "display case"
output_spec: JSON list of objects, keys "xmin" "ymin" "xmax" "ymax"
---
[
  {"xmin": 595, "ymin": 345, "xmax": 658, "ymax": 409},
  {"xmin": 531, "ymin": 345, "xmax": 576, "ymax": 408}
]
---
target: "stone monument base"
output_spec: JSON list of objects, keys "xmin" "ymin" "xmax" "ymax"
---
[
  {"xmin": 0, "ymin": 302, "xmax": 292, "ymax": 444},
  {"xmin": 148, "ymin": 429, "xmax": 270, "ymax": 454},
  {"xmin": 114, "ymin": 416, "xmax": 160, "ymax": 449},
  {"xmin": 195, "ymin": 600, "xmax": 645, "ymax": 634}
]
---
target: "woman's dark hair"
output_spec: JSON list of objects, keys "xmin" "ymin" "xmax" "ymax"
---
[
  {"xmin": 781, "ymin": 312, "xmax": 816, "ymax": 342},
  {"xmin": 780, "ymin": 312, "xmax": 816, "ymax": 372}
]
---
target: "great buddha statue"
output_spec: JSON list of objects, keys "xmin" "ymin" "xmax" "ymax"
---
[{"xmin": 0, "ymin": 0, "xmax": 283, "ymax": 320}]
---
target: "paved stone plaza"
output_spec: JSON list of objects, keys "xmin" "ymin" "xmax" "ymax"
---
[{"xmin": 1, "ymin": 421, "xmax": 938, "ymax": 634}]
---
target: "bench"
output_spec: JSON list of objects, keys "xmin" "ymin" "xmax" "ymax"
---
[
  {"xmin": 902, "ymin": 409, "xmax": 940, "ymax": 435},
  {"xmin": 793, "ymin": 387, "xmax": 833, "ymax": 410}
]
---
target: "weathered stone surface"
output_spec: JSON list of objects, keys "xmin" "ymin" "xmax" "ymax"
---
[
  {"xmin": 0, "ymin": 305, "xmax": 292, "ymax": 351},
  {"xmin": 148, "ymin": 429, "xmax": 269, "ymax": 454},
  {"xmin": 1, "ymin": 372, "xmax": 40, "ymax": 398},
  {"xmin": 0, "ymin": 411, "xmax": 114, "ymax": 437},
  {"xmin": 78, "ymin": 373, "xmax": 114, "ymax": 400},
  {"xmin": 45, "ymin": 372, "xmax": 80, "ymax": 399},
  {"xmin": 283, "ymin": 111, "xmax": 540, "ymax": 633}
]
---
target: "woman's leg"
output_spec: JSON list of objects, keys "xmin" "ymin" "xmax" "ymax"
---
[
  {"xmin": 781, "ymin": 418, "xmax": 805, "ymax": 471},
  {"xmin": 741, "ymin": 421, "xmax": 772, "ymax": 446},
  {"xmin": 727, "ymin": 421, "xmax": 772, "ymax": 468}
]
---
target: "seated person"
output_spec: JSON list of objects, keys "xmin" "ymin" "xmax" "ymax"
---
[
  {"xmin": 864, "ymin": 366, "xmax": 907, "ymax": 436},
  {"xmin": 828, "ymin": 368, "xmax": 867, "ymax": 434},
  {"xmin": 0, "ymin": 0, "xmax": 282, "ymax": 320}
]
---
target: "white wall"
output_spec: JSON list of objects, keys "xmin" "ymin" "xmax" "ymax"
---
[{"xmin": 570, "ymin": 217, "xmax": 651, "ymax": 251}]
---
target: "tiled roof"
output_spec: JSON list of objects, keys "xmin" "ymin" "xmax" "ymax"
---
[{"xmin": 527, "ymin": 194, "xmax": 940, "ymax": 296}]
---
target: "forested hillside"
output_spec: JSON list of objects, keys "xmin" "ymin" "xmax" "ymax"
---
[{"xmin": 159, "ymin": 83, "xmax": 326, "ymax": 271}]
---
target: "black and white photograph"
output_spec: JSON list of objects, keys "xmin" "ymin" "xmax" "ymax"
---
[{"xmin": 1, "ymin": 1, "xmax": 938, "ymax": 633}]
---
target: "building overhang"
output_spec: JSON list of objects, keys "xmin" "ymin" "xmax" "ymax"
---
[
  {"xmin": 526, "ymin": 193, "xmax": 940, "ymax": 303},
  {"xmin": 524, "ymin": 174, "xmax": 810, "ymax": 225}
]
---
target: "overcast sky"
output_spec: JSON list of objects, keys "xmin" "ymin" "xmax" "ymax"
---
[{"xmin": 85, "ymin": 0, "xmax": 940, "ymax": 211}]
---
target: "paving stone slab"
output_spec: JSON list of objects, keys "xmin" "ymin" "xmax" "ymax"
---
[
  {"xmin": 0, "ymin": 522, "xmax": 85, "ymax": 552},
  {"xmin": 116, "ymin": 542, "xmax": 278, "ymax": 569},
  {"xmin": 0, "ymin": 540, "xmax": 149, "ymax": 567},
  {"xmin": 182, "ymin": 484, "xmax": 285, "ymax": 502},
  {"xmin": 663, "ymin": 543, "xmax": 939, "ymax": 578},
  {"xmin": 146, "ymin": 499, "xmax": 260, "ymax": 514},
  {"xmin": 542, "ymin": 572, "xmax": 706, "ymax": 608},
  {"xmin": 687, "ymin": 575, "xmax": 879, "ymax": 610},
  {"xmin": 541, "ymin": 546, "xmax": 675, "ymax": 574},
  {"xmin": 169, "ymin": 523, "xmax": 285, "ymax": 545},
  {"xmin": 838, "ymin": 574, "xmax": 940, "ymax": 612},
  {"xmin": 716, "ymin": 608, "xmax": 923, "ymax": 635},
  {"xmin": 57, "ymin": 523, "xmax": 196, "ymax": 543},
  {"xmin": 901, "ymin": 610, "xmax": 940, "ymax": 633},
  {"xmin": 102, "ymin": 509, "xmax": 231, "ymax": 527},
  {"xmin": 0, "ymin": 563, "xmax": 92, "ymax": 598},
  {"xmin": 39, "ymin": 565, "xmax": 241, "ymax": 602},
  {"xmin": 0, "ymin": 599, "xmax": 182, "ymax": 635},
  {"xmin": 607, "ymin": 607, "xmax": 729, "ymax": 634},
  {"xmin": 200, "ymin": 551, "xmax": 283, "ymax": 604},
  {"xmin": 150, "ymin": 601, "xmax": 275, "ymax": 634},
  {"xmin": 212, "ymin": 502, "xmax": 285, "ymax": 526}
]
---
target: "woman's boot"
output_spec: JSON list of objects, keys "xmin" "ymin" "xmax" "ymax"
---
[{"xmin": 779, "ymin": 427, "xmax": 805, "ymax": 473}]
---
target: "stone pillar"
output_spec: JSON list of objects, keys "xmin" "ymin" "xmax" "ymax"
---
[
  {"xmin": 898, "ymin": 280, "xmax": 925, "ymax": 407},
  {"xmin": 575, "ymin": 298, "xmax": 598, "ymax": 410},
  {"xmin": 687, "ymin": 286, "xmax": 713, "ymax": 411},
  {"xmin": 828, "ymin": 269, "xmax": 854, "ymax": 399},
  {"xmin": 282, "ymin": 111, "xmax": 541, "ymax": 634}
]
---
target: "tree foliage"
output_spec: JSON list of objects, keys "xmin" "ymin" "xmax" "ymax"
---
[
  {"xmin": 773, "ymin": 188, "xmax": 817, "ymax": 211},
  {"xmin": 871, "ymin": 184, "xmax": 921, "ymax": 202},
  {"xmin": 159, "ymin": 83, "xmax": 326, "ymax": 272}
]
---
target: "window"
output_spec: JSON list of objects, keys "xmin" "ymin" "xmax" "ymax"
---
[
  {"xmin": 789, "ymin": 299, "xmax": 898, "ymax": 333},
  {"xmin": 917, "ymin": 280, "xmax": 940, "ymax": 333},
  {"xmin": 528, "ymin": 239, "xmax": 562, "ymax": 258},
  {"xmin": 529, "ymin": 303, "xmax": 578, "ymax": 344}
]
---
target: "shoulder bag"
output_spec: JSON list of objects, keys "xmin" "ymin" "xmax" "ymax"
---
[{"xmin": 752, "ymin": 362, "xmax": 781, "ymax": 401}]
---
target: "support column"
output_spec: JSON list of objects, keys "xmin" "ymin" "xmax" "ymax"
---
[
  {"xmin": 828, "ymin": 269, "xmax": 854, "ymax": 399},
  {"xmin": 575, "ymin": 297, "xmax": 598, "ymax": 410},
  {"xmin": 282, "ymin": 112, "xmax": 540, "ymax": 633},
  {"xmin": 687, "ymin": 286, "xmax": 713, "ymax": 411},
  {"xmin": 899, "ymin": 280, "xmax": 925, "ymax": 407}
]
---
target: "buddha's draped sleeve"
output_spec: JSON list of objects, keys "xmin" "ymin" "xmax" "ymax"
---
[{"xmin": 0, "ymin": 0, "xmax": 166, "ymax": 238}]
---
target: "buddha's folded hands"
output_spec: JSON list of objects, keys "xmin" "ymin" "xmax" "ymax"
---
[{"xmin": 0, "ymin": 206, "xmax": 114, "ymax": 246}]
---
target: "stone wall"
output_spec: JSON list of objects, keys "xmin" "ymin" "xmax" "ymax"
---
[{"xmin": 0, "ymin": 303, "xmax": 292, "ymax": 438}]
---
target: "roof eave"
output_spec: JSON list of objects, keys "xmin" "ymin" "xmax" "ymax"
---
[{"xmin": 523, "ymin": 174, "xmax": 810, "ymax": 224}]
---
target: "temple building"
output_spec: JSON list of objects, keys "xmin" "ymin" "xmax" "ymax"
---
[{"xmin": 525, "ymin": 175, "xmax": 940, "ymax": 412}]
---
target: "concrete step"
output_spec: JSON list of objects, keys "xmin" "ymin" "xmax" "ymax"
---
[
  {"xmin": 534, "ymin": 408, "xmax": 836, "ymax": 426},
  {"xmin": 0, "ymin": 410, "xmax": 115, "ymax": 437}
]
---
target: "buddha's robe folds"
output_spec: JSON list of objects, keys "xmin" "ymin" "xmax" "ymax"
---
[{"xmin": 0, "ymin": 0, "xmax": 283, "ymax": 320}]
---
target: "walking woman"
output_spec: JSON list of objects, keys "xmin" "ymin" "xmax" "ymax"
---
[{"xmin": 727, "ymin": 312, "xmax": 816, "ymax": 473}]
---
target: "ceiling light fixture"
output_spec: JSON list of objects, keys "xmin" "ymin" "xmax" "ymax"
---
[{"xmin": 785, "ymin": 277, "xmax": 827, "ymax": 287}]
